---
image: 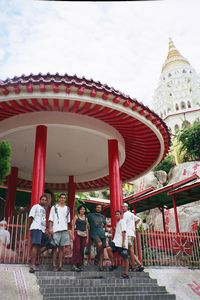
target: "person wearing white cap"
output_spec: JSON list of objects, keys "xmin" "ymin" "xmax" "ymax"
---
[
  {"xmin": 0, "ymin": 219, "xmax": 17, "ymax": 263},
  {"xmin": 122, "ymin": 203, "xmax": 144, "ymax": 272}
]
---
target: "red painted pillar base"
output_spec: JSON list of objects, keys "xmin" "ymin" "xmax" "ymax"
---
[
  {"xmin": 31, "ymin": 125, "xmax": 47, "ymax": 208},
  {"xmin": 108, "ymin": 139, "xmax": 123, "ymax": 229},
  {"xmin": 4, "ymin": 167, "xmax": 18, "ymax": 220},
  {"xmin": 68, "ymin": 176, "xmax": 76, "ymax": 224},
  {"xmin": 173, "ymin": 196, "xmax": 180, "ymax": 233}
]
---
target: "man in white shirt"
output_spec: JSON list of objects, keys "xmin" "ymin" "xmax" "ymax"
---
[
  {"xmin": 28, "ymin": 194, "xmax": 52, "ymax": 273},
  {"xmin": 49, "ymin": 193, "xmax": 70, "ymax": 271},
  {"xmin": 122, "ymin": 203, "xmax": 144, "ymax": 272},
  {"xmin": 107, "ymin": 210, "xmax": 129, "ymax": 279}
]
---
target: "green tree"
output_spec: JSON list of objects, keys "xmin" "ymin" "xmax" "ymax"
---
[
  {"xmin": 176, "ymin": 121, "xmax": 200, "ymax": 161},
  {"xmin": 0, "ymin": 141, "xmax": 12, "ymax": 184},
  {"xmin": 154, "ymin": 154, "xmax": 175, "ymax": 174},
  {"xmin": 101, "ymin": 188, "xmax": 110, "ymax": 199}
]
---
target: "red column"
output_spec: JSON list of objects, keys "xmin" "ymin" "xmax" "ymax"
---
[
  {"xmin": 172, "ymin": 196, "xmax": 180, "ymax": 233},
  {"xmin": 68, "ymin": 176, "xmax": 76, "ymax": 223},
  {"xmin": 31, "ymin": 125, "xmax": 47, "ymax": 207},
  {"xmin": 108, "ymin": 139, "xmax": 123, "ymax": 228},
  {"xmin": 4, "ymin": 167, "xmax": 18, "ymax": 220}
]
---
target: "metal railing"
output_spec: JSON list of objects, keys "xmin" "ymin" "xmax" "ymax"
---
[
  {"xmin": 138, "ymin": 230, "xmax": 200, "ymax": 267},
  {"xmin": 0, "ymin": 213, "xmax": 200, "ymax": 267},
  {"xmin": 0, "ymin": 214, "xmax": 30, "ymax": 264}
]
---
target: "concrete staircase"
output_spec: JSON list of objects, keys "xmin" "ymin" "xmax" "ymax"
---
[{"xmin": 36, "ymin": 266, "xmax": 176, "ymax": 300}]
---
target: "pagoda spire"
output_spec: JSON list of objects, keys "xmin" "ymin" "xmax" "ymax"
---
[{"xmin": 162, "ymin": 38, "xmax": 190, "ymax": 71}]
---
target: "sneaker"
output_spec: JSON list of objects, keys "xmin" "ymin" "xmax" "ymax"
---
[
  {"xmin": 109, "ymin": 265, "xmax": 118, "ymax": 271},
  {"xmin": 136, "ymin": 265, "xmax": 144, "ymax": 272}
]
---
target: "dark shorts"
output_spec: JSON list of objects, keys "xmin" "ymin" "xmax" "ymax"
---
[
  {"xmin": 31, "ymin": 229, "xmax": 54, "ymax": 249},
  {"xmin": 91, "ymin": 236, "xmax": 106, "ymax": 248},
  {"xmin": 110, "ymin": 241, "xmax": 128, "ymax": 259}
]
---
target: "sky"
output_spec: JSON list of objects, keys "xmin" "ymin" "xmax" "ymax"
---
[{"xmin": 0, "ymin": 0, "xmax": 200, "ymax": 108}]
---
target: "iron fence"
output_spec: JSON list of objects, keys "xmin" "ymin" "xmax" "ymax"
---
[
  {"xmin": 0, "ymin": 213, "xmax": 30, "ymax": 264},
  {"xmin": 0, "ymin": 214, "xmax": 200, "ymax": 267},
  {"xmin": 138, "ymin": 230, "xmax": 200, "ymax": 267}
]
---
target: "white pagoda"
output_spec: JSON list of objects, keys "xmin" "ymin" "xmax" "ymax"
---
[{"xmin": 153, "ymin": 39, "xmax": 200, "ymax": 134}]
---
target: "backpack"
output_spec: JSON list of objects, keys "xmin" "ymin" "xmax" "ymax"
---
[{"xmin": 54, "ymin": 205, "xmax": 70, "ymax": 223}]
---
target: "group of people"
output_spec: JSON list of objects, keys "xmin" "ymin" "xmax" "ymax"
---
[{"xmin": 28, "ymin": 193, "xmax": 144, "ymax": 279}]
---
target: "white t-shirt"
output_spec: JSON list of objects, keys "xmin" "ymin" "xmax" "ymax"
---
[
  {"xmin": 113, "ymin": 219, "xmax": 128, "ymax": 249},
  {"xmin": 0, "ymin": 228, "xmax": 10, "ymax": 245},
  {"xmin": 123, "ymin": 210, "xmax": 140, "ymax": 237},
  {"xmin": 49, "ymin": 205, "xmax": 70, "ymax": 233},
  {"xmin": 29, "ymin": 204, "xmax": 46, "ymax": 233}
]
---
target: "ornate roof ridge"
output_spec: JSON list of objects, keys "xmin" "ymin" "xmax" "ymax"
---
[{"xmin": 0, "ymin": 72, "xmax": 171, "ymax": 147}]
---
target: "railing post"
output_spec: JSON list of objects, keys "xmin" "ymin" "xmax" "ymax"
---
[
  {"xmin": 172, "ymin": 196, "xmax": 180, "ymax": 233},
  {"xmin": 161, "ymin": 206, "xmax": 166, "ymax": 232}
]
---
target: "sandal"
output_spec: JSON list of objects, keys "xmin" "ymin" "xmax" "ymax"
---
[
  {"xmin": 29, "ymin": 267, "xmax": 35, "ymax": 274},
  {"xmin": 52, "ymin": 266, "xmax": 57, "ymax": 272},
  {"xmin": 109, "ymin": 265, "xmax": 118, "ymax": 271},
  {"xmin": 71, "ymin": 266, "xmax": 81, "ymax": 272},
  {"xmin": 58, "ymin": 267, "xmax": 64, "ymax": 271},
  {"xmin": 120, "ymin": 273, "xmax": 130, "ymax": 279},
  {"xmin": 77, "ymin": 265, "xmax": 83, "ymax": 271},
  {"xmin": 136, "ymin": 265, "xmax": 144, "ymax": 272}
]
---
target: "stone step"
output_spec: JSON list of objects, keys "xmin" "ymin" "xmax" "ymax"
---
[
  {"xmin": 38, "ymin": 277, "xmax": 157, "ymax": 285},
  {"xmin": 35, "ymin": 266, "xmax": 176, "ymax": 300},
  {"xmin": 36, "ymin": 265, "xmax": 144, "ymax": 272},
  {"xmin": 43, "ymin": 293, "xmax": 176, "ymax": 300},
  {"xmin": 40, "ymin": 285, "xmax": 167, "ymax": 294},
  {"xmin": 36, "ymin": 271, "xmax": 149, "ymax": 278}
]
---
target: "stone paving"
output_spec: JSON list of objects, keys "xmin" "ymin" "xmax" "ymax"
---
[
  {"xmin": 0, "ymin": 264, "xmax": 200, "ymax": 300},
  {"xmin": 147, "ymin": 267, "xmax": 200, "ymax": 300},
  {"xmin": 0, "ymin": 264, "xmax": 42, "ymax": 300}
]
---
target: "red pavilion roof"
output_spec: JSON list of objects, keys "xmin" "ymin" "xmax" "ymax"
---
[{"xmin": 0, "ymin": 73, "xmax": 170, "ymax": 191}]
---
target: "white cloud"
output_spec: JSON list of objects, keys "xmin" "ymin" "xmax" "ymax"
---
[{"xmin": 1, "ymin": 0, "xmax": 200, "ymax": 107}]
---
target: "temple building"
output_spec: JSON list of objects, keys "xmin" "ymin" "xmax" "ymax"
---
[{"xmin": 153, "ymin": 38, "xmax": 200, "ymax": 134}]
